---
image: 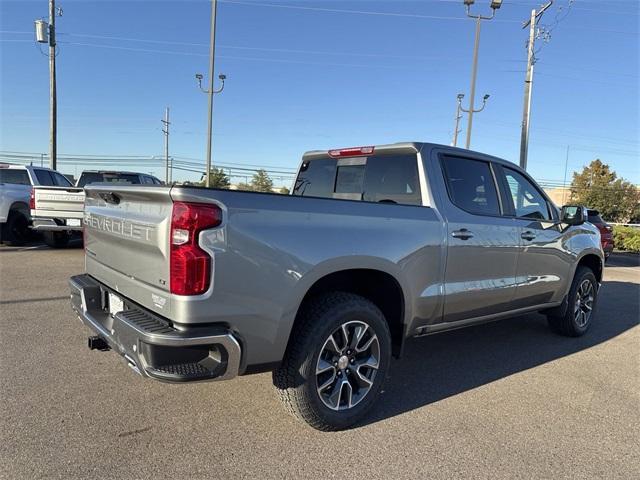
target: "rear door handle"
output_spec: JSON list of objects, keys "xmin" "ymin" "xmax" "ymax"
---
[
  {"xmin": 521, "ymin": 231, "xmax": 537, "ymax": 241},
  {"xmin": 452, "ymin": 228, "xmax": 474, "ymax": 240}
]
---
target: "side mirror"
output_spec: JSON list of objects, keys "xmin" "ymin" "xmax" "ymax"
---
[{"xmin": 561, "ymin": 205, "xmax": 586, "ymax": 226}]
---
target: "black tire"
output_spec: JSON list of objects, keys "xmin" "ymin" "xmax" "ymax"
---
[
  {"xmin": 43, "ymin": 231, "xmax": 69, "ymax": 248},
  {"xmin": 273, "ymin": 292, "xmax": 391, "ymax": 431},
  {"xmin": 547, "ymin": 266, "xmax": 598, "ymax": 337},
  {"xmin": 1, "ymin": 211, "xmax": 29, "ymax": 246}
]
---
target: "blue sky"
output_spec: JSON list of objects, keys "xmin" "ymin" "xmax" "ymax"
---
[{"xmin": 1, "ymin": 0, "xmax": 638, "ymax": 187}]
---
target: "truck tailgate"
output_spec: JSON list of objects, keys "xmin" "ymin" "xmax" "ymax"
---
[
  {"xmin": 83, "ymin": 185, "xmax": 173, "ymax": 308},
  {"xmin": 33, "ymin": 186, "xmax": 85, "ymax": 218}
]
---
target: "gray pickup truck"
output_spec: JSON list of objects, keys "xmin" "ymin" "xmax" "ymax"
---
[{"xmin": 69, "ymin": 142, "xmax": 603, "ymax": 430}]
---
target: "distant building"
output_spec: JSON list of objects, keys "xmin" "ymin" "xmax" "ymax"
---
[{"xmin": 543, "ymin": 186, "xmax": 572, "ymax": 206}]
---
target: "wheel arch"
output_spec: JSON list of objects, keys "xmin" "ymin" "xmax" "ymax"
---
[
  {"xmin": 288, "ymin": 267, "xmax": 408, "ymax": 359},
  {"xmin": 9, "ymin": 201, "xmax": 30, "ymax": 218},
  {"xmin": 576, "ymin": 252, "xmax": 603, "ymax": 284}
]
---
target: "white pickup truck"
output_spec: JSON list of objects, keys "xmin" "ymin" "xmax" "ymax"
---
[
  {"xmin": 0, "ymin": 163, "xmax": 73, "ymax": 246},
  {"xmin": 31, "ymin": 170, "xmax": 163, "ymax": 247}
]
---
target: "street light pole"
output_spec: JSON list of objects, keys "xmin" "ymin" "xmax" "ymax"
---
[
  {"xmin": 204, "ymin": 0, "xmax": 218, "ymax": 188},
  {"xmin": 162, "ymin": 107, "xmax": 170, "ymax": 184},
  {"xmin": 465, "ymin": 15, "xmax": 481, "ymax": 149},
  {"xmin": 452, "ymin": 94, "xmax": 464, "ymax": 147},
  {"xmin": 462, "ymin": 0, "xmax": 502, "ymax": 149},
  {"xmin": 194, "ymin": 0, "xmax": 227, "ymax": 187},
  {"xmin": 195, "ymin": 0, "xmax": 226, "ymax": 188}
]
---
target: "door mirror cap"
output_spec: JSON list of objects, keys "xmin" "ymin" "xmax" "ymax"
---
[{"xmin": 561, "ymin": 205, "xmax": 586, "ymax": 226}]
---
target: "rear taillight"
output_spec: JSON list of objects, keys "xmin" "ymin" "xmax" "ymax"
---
[
  {"xmin": 170, "ymin": 201, "xmax": 222, "ymax": 296},
  {"xmin": 29, "ymin": 188, "xmax": 35, "ymax": 209}
]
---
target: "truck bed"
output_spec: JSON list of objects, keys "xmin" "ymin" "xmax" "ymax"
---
[{"xmin": 82, "ymin": 183, "xmax": 444, "ymax": 367}]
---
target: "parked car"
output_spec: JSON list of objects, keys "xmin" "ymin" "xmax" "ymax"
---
[
  {"xmin": 587, "ymin": 209, "xmax": 614, "ymax": 259},
  {"xmin": 0, "ymin": 163, "xmax": 73, "ymax": 245},
  {"xmin": 69, "ymin": 142, "xmax": 603, "ymax": 430},
  {"xmin": 31, "ymin": 170, "xmax": 163, "ymax": 248}
]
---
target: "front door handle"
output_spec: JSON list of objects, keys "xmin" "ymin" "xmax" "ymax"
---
[
  {"xmin": 521, "ymin": 231, "xmax": 537, "ymax": 241},
  {"xmin": 452, "ymin": 228, "xmax": 474, "ymax": 240}
]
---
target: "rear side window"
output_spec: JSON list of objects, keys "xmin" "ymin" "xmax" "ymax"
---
[
  {"xmin": 441, "ymin": 156, "xmax": 500, "ymax": 216},
  {"xmin": 0, "ymin": 169, "xmax": 31, "ymax": 185},
  {"xmin": 293, "ymin": 154, "xmax": 421, "ymax": 206}
]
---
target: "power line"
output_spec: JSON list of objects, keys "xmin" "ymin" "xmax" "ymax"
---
[{"xmin": 219, "ymin": 0, "xmax": 520, "ymax": 23}]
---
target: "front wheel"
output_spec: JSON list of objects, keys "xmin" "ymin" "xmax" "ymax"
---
[
  {"xmin": 273, "ymin": 292, "xmax": 391, "ymax": 431},
  {"xmin": 547, "ymin": 266, "xmax": 598, "ymax": 337}
]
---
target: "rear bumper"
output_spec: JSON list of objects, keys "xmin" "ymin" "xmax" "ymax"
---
[
  {"xmin": 32, "ymin": 217, "xmax": 82, "ymax": 231},
  {"xmin": 69, "ymin": 274, "xmax": 241, "ymax": 382}
]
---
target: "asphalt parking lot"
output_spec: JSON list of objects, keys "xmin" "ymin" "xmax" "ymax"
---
[{"xmin": 1, "ymin": 244, "xmax": 638, "ymax": 479}]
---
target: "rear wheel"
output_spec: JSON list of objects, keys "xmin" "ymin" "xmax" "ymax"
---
[
  {"xmin": 1, "ymin": 211, "xmax": 29, "ymax": 246},
  {"xmin": 43, "ymin": 231, "xmax": 69, "ymax": 248},
  {"xmin": 273, "ymin": 292, "xmax": 391, "ymax": 431},
  {"xmin": 547, "ymin": 266, "xmax": 598, "ymax": 337}
]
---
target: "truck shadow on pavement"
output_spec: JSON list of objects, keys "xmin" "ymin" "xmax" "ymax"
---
[{"xmin": 362, "ymin": 280, "xmax": 639, "ymax": 427}]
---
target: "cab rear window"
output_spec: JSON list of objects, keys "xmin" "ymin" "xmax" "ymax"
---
[
  {"xmin": 293, "ymin": 154, "xmax": 421, "ymax": 206},
  {"xmin": 78, "ymin": 173, "xmax": 141, "ymax": 187}
]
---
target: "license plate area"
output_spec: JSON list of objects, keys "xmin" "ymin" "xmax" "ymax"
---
[
  {"xmin": 67, "ymin": 218, "xmax": 81, "ymax": 227},
  {"xmin": 108, "ymin": 292, "xmax": 124, "ymax": 317}
]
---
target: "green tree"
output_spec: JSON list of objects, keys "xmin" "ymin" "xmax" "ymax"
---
[
  {"xmin": 279, "ymin": 186, "xmax": 290, "ymax": 195},
  {"xmin": 250, "ymin": 169, "xmax": 274, "ymax": 193},
  {"xmin": 200, "ymin": 168, "xmax": 230, "ymax": 189},
  {"xmin": 235, "ymin": 182, "xmax": 252, "ymax": 191},
  {"xmin": 569, "ymin": 159, "xmax": 640, "ymax": 223}
]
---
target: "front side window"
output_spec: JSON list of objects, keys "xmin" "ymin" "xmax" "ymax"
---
[
  {"xmin": 441, "ymin": 156, "xmax": 500, "ymax": 216},
  {"xmin": 503, "ymin": 168, "xmax": 550, "ymax": 220}
]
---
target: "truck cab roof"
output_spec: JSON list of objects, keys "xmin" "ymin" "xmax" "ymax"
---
[{"xmin": 302, "ymin": 142, "xmax": 520, "ymax": 170}]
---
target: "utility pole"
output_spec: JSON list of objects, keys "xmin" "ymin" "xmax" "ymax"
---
[
  {"xmin": 34, "ymin": 0, "xmax": 61, "ymax": 170},
  {"xmin": 162, "ymin": 107, "xmax": 170, "ymax": 184},
  {"xmin": 519, "ymin": 0, "xmax": 553, "ymax": 170},
  {"xmin": 452, "ymin": 94, "xmax": 465, "ymax": 147},
  {"xmin": 195, "ymin": 0, "xmax": 226, "ymax": 188},
  {"xmin": 462, "ymin": 0, "xmax": 502, "ymax": 149},
  {"xmin": 49, "ymin": 0, "xmax": 57, "ymax": 171}
]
